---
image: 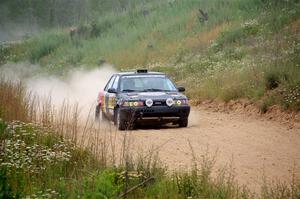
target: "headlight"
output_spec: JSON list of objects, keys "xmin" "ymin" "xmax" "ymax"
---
[
  {"xmin": 145, "ymin": 99, "xmax": 153, "ymax": 107},
  {"xmin": 122, "ymin": 101, "xmax": 144, "ymax": 107},
  {"xmin": 166, "ymin": 98, "xmax": 174, "ymax": 107}
]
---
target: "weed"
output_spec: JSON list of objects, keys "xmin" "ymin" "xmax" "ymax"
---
[
  {"xmin": 259, "ymin": 95, "xmax": 276, "ymax": 113},
  {"xmin": 0, "ymin": 91, "xmax": 299, "ymax": 198},
  {"xmin": 282, "ymin": 83, "xmax": 300, "ymax": 111},
  {"xmin": 27, "ymin": 31, "xmax": 68, "ymax": 63},
  {"xmin": 84, "ymin": 169, "xmax": 123, "ymax": 198},
  {"xmin": 265, "ymin": 71, "xmax": 280, "ymax": 90},
  {"xmin": 0, "ymin": 79, "xmax": 30, "ymax": 122}
]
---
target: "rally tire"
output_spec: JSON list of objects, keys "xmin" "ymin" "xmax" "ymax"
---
[
  {"xmin": 178, "ymin": 117, "xmax": 188, "ymax": 128},
  {"xmin": 115, "ymin": 108, "xmax": 127, "ymax": 131}
]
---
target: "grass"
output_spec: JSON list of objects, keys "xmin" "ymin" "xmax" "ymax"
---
[
  {"xmin": 1, "ymin": 0, "xmax": 300, "ymax": 197},
  {"xmin": 1, "ymin": 79, "xmax": 300, "ymax": 197},
  {"xmin": 2, "ymin": 0, "xmax": 264, "ymax": 67},
  {"xmin": 1, "ymin": 0, "xmax": 299, "ymax": 112},
  {"xmin": 152, "ymin": 1, "xmax": 300, "ymax": 111},
  {"xmin": 1, "ymin": 0, "xmax": 298, "ymax": 111},
  {"xmin": 0, "ymin": 80, "xmax": 30, "ymax": 122}
]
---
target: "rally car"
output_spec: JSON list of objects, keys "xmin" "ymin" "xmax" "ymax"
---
[{"xmin": 95, "ymin": 70, "xmax": 190, "ymax": 130}]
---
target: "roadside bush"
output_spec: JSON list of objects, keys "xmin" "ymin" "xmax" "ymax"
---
[
  {"xmin": 0, "ymin": 168, "xmax": 14, "ymax": 199},
  {"xmin": 0, "ymin": 119, "xmax": 104, "ymax": 198},
  {"xmin": 216, "ymin": 19, "xmax": 260, "ymax": 50},
  {"xmin": 0, "ymin": 46, "xmax": 10, "ymax": 65},
  {"xmin": 84, "ymin": 169, "xmax": 123, "ymax": 198},
  {"xmin": 28, "ymin": 32, "xmax": 67, "ymax": 62},
  {"xmin": 217, "ymin": 27, "xmax": 245, "ymax": 48},
  {"xmin": 264, "ymin": 71, "xmax": 280, "ymax": 90},
  {"xmin": 220, "ymin": 84, "xmax": 245, "ymax": 103},
  {"xmin": 259, "ymin": 95, "xmax": 276, "ymax": 113},
  {"xmin": 282, "ymin": 82, "xmax": 300, "ymax": 111},
  {"xmin": 241, "ymin": 19, "xmax": 260, "ymax": 35},
  {"xmin": 260, "ymin": 175, "xmax": 300, "ymax": 199}
]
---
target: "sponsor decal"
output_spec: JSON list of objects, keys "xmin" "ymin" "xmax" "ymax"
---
[
  {"xmin": 122, "ymin": 75, "xmax": 165, "ymax": 79},
  {"xmin": 139, "ymin": 92, "xmax": 165, "ymax": 96}
]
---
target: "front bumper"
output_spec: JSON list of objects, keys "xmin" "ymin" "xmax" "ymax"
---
[{"xmin": 119, "ymin": 105, "xmax": 190, "ymax": 124}]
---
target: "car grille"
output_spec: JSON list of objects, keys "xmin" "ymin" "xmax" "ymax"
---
[
  {"xmin": 141, "ymin": 109, "xmax": 155, "ymax": 113},
  {"xmin": 152, "ymin": 100, "xmax": 166, "ymax": 106}
]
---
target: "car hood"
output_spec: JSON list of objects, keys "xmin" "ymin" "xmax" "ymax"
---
[{"xmin": 119, "ymin": 92, "xmax": 187, "ymax": 101}]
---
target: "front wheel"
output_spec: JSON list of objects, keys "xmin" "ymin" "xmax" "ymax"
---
[
  {"xmin": 178, "ymin": 117, "xmax": 188, "ymax": 127},
  {"xmin": 115, "ymin": 108, "xmax": 127, "ymax": 130}
]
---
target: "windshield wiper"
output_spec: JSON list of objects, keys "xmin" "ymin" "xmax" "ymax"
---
[
  {"xmin": 143, "ymin": 88, "xmax": 165, "ymax": 92},
  {"xmin": 122, "ymin": 89, "xmax": 137, "ymax": 92}
]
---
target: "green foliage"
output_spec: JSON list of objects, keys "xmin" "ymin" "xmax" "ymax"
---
[
  {"xmin": 0, "ymin": 119, "xmax": 102, "ymax": 198},
  {"xmin": 260, "ymin": 175, "xmax": 300, "ymax": 199},
  {"xmin": 0, "ymin": 46, "xmax": 10, "ymax": 65},
  {"xmin": 84, "ymin": 170, "xmax": 123, "ymax": 198},
  {"xmin": 216, "ymin": 19, "xmax": 260, "ymax": 49},
  {"xmin": 27, "ymin": 32, "xmax": 68, "ymax": 63},
  {"xmin": 4, "ymin": 0, "xmax": 267, "ymax": 67},
  {"xmin": 282, "ymin": 82, "xmax": 300, "ymax": 111},
  {"xmin": 0, "ymin": 81, "xmax": 300, "ymax": 198},
  {"xmin": 0, "ymin": 168, "xmax": 14, "ymax": 199},
  {"xmin": 259, "ymin": 95, "xmax": 276, "ymax": 113},
  {"xmin": 0, "ymin": 0, "xmax": 300, "ymax": 197},
  {"xmin": 265, "ymin": 71, "xmax": 280, "ymax": 90}
]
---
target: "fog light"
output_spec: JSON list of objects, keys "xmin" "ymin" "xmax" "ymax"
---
[
  {"xmin": 145, "ymin": 99, "xmax": 153, "ymax": 107},
  {"xmin": 166, "ymin": 98, "xmax": 174, "ymax": 107},
  {"xmin": 176, "ymin": 100, "xmax": 182, "ymax": 105}
]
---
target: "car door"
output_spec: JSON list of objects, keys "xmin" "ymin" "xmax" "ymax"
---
[
  {"xmin": 102, "ymin": 75, "xmax": 116, "ymax": 117},
  {"xmin": 107, "ymin": 75, "xmax": 119, "ymax": 119}
]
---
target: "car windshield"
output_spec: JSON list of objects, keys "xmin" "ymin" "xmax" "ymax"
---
[{"xmin": 120, "ymin": 75, "xmax": 177, "ymax": 92}]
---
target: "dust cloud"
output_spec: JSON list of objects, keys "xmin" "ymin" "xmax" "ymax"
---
[{"xmin": 0, "ymin": 63, "xmax": 117, "ymax": 113}]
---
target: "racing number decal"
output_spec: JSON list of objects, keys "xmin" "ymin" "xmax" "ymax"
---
[
  {"xmin": 104, "ymin": 93, "xmax": 116, "ymax": 116},
  {"xmin": 105, "ymin": 94, "xmax": 109, "ymax": 114},
  {"xmin": 108, "ymin": 97, "xmax": 116, "ymax": 109}
]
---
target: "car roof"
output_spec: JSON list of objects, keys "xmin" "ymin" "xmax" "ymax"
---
[{"xmin": 116, "ymin": 71, "xmax": 165, "ymax": 76}]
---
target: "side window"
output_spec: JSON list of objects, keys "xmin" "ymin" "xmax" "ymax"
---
[
  {"xmin": 112, "ymin": 75, "xmax": 120, "ymax": 90},
  {"xmin": 104, "ymin": 75, "xmax": 116, "ymax": 91}
]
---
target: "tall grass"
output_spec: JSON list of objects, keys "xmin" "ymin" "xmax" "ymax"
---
[
  {"xmin": 0, "ymin": 79, "xmax": 300, "ymax": 198},
  {"xmin": 152, "ymin": 1, "xmax": 300, "ymax": 111},
  {"xmin": 14, "ymin": 0, "xmax": 267, "ymax": 68},
  {"xmin": 7, "ymin": 0, "xmax": 299, "ymax": 111},
  {"xmin": 0, "ymin": 79, "xmax": 161, "ymax": 197},
  {"xmin": 0, "ymin": 79, "xmax": 31, "ymax": 122}
]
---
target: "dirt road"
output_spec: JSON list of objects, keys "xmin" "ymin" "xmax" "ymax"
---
[{"xmin": 111, "ymin": 107, "xmax": 300, "ymax": 190}]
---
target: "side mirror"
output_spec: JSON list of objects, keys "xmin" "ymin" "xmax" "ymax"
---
[
  {"xmin": 177, "ymin": 87, "xmax": 185, "ymax": 92},
  {"xmin": 108, "ymin": 88, "xmax": 117, "ymax": 93}
]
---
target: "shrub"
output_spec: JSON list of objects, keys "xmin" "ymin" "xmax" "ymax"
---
[
  {"xmin": 241, "ymin": 19, "xmax": 260, "ymax": 35},
  {"xmin": 216, "ymin": 19, "xmax": 260, "ymax": 50},
  {"xmin": 265, "ymin": 71, "xmax": 280, "ymax": 90},
  {"xmin": 220, "ymin": 84, "xmax": 245, "ymax": 103},
  {"xmin": 282, "ymin": 83, "xmax": 300, "ymax": 111},
  {"xmin": 259, "ymin": 96, "xmax": 275, "ymax": 113},
  {"xmin": 84, "ymin": 170, "xmax": 123, "ymax": 198},
  {"xmin": 0, "ymin": 119, "xmax": 101, "ymax": 198},
  {"xmin": 0, "ymin": 164, "xmax": 14, "ymax": 198},
  {"xmin": 28, "ymin": 33, "xmax": 67, "ymax": 62},
  {"xmin": 217, "ymin": 27, "xmax": 245, "ymax": 48}
]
